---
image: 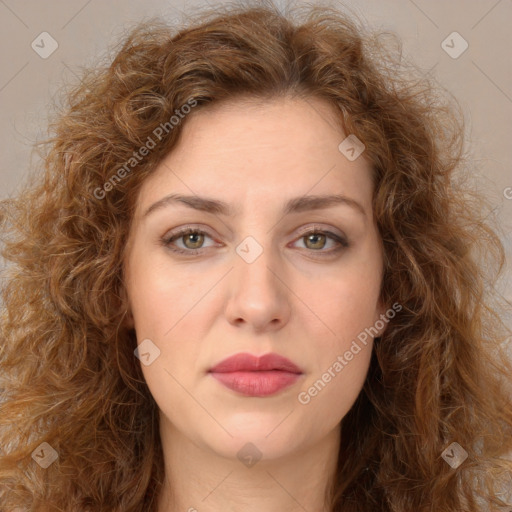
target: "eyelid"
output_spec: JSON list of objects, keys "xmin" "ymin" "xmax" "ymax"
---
[
  {"xmin": 161, "ymin": 224, "xmax": 349, "ymax": 256},
  {"xmin": 161, "ymin": 225, "xmax": 220, "ymax": 251},
  {"xmin": 290, "ymin": 226, "xmax": 349, "ymax": 253},
  {"xmin": 294, "ymin": 223, "xmax": 346, "ymax": 240}
]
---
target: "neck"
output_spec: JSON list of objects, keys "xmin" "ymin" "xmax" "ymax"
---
[{"xmin": 156, "ymin": 416, "xmax": 340, "ymax": 512}]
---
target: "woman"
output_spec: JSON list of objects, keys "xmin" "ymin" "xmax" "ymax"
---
[{"xmin": 1, "ymin": 2, "xmax": 511, "ymax": 511}]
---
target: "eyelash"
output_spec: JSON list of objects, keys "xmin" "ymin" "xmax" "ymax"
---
[{"xmin": 161, "ymin": 225, "xmax": 349, "ymax": 258}]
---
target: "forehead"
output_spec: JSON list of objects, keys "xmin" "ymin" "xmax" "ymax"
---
[
  {"xmin": 174, "ymin": 94, "xmax": 346, "ymax": 159},
  {"xmin": 135, "ymin": 95, "xmax": 374, "ymax": 216}
]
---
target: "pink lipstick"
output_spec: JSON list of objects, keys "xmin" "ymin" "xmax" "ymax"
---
[{"xmin": 209, "ymin": 352, "xmax": 303, "ymax": 397}]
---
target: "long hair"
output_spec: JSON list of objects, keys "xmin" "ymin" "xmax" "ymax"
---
[{"xmin": 1, "ymin": 1, "xmax": 511, "ymax": 510}]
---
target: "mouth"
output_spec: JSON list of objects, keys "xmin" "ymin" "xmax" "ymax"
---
[{"xmin": 208, "ymin": 352, "xmax": 303, "ymax": 397}]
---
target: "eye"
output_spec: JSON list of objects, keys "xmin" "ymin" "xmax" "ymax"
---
[
  {"xmin": 291, "ymin": 228, "xmax": 349, "ymax": 256},
  {"xmin": 161, "ymin": 227, "xmax": 218, "ymax": 255},
  {"xmin": 161, "ymin": 225, "xmax": 349, "ymax": 257}
]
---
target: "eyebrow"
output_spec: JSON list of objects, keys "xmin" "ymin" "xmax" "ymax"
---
[{"xmin": 143, "ymin": 193, "xmax": 367, "ymax": 218}]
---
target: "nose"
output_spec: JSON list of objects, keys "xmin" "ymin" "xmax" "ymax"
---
[{"xmin": 224, "ymin": 246, "xmax": 291, "ymax": 333}]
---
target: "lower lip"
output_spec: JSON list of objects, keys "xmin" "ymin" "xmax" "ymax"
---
[{"xmin": 210, "ymin": 371, "xmax": 301, "ymax": 397}]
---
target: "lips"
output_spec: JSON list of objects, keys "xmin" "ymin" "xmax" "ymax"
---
[
  {"xmin": 208, "ymin": 352, "xmax": 303, "ymax": 397},
  {"xmin": 210, "ymin": 352, "xmax": 302, "ymax": 374}
]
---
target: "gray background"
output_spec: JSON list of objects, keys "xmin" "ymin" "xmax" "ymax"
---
[{"xmin": 0, "ymin": 0, "xmax": 511, "ymax": 317}]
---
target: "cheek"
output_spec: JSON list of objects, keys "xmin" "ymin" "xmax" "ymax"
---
[
  {"xmin": 127, "ymin": 251, "xmax": 198, "ymax": 334},
  {"xmin": 296, "ymin": 273, "xmax": 378, "ymax": 425},
  {"xmin": 325, "ymin": 282, "xmax": 381, "ymax": 346},
  {"xmin": 127, "ymin": 255, "xmax": 210, "ymax": 376},
  {"xmin": 297, "ymin": 342, "xmax": 372, "ymax": 437},
  {"xmin": 313, "ymin": 255, "xmax": 382, "ymax": 343},
  {"xmin": 296, "ymin": 250, "xmax": 381, "ymax": 414}
]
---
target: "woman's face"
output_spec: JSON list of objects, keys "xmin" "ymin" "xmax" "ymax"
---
[{"xmin": 123, "ymin": 95, "xmax": 386, "ymax": 462}]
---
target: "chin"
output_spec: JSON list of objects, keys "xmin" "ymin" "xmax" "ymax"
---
[{"xmin": 198, "ymin": 415, "xmax": 306, "ymax": 463}]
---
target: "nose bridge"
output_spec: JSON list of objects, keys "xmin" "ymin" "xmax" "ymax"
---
[
  {"xmin": 234, "ymin": 237, "xmax": 279, "ymax": 297},
  {"xmin": 225, "ymin": 236, "xmax": 289, "ymax": 329}
]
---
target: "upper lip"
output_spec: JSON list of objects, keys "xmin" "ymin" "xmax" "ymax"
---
[{"xmin": 209, "ymin": 352, "xmax": 303, "ymax": 374}]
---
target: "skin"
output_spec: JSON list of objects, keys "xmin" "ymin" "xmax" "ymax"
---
[{"xmin": 123, "ymin": 95, "xmax": 387, "ymax": 512}]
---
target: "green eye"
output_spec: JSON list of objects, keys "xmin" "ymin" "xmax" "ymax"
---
[
  {"xmin": 163, "ymin": 228, "xmax": 215, "ymax": 254},
  {"xmin": 162, "ymin": 227, "xmax": 349, "ymax": 257},
  {"xmin": 294, "ymin": 230, "xmax": 349, "ymax": 255},
  {"xmin": 303, "ymin": 232, "xmax": 328, "ymax": 250},
  {"xmin": 180, "ymin": 232, "xmax": 206, "ymax": 250}
]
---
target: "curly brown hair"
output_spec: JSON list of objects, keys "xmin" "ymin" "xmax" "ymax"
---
[{"xmin": 1, "ymin": 1, "xmax": 511, "ymax": 510}]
